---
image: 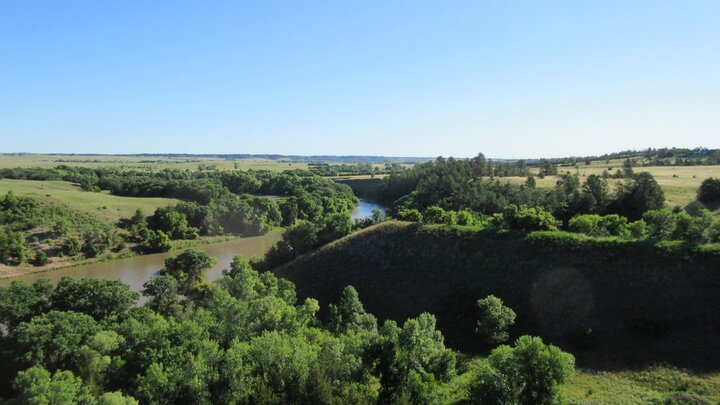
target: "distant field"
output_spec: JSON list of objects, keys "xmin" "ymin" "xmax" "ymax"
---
[
  {"xmin": 0, "ymin": 154, "xmax": 308, "ymax": 171},
  {"xmin": 504, "ymin": 165, "xmax": 720, "ymax": 208},
  {"xmin": 0, "ymin": 179, "xmax": 179, "ymax": 221}
]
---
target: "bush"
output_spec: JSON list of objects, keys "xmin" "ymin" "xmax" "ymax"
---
[
  {"xmin": 396, "ymin": 209, "xmax": 423, "ymax": 222},
  {"xmin": 697, "ymin": 177, "xmax": 720, "ymax": 203},
  {"xmin": 142, "ymin": 230, "xmax": 172, "ymax": 253},
  {"xmin": 33, "ymin": 250, "xmax": 49, "ymax": 266},
  {"xmin": 0, "ymin": 228, "xmax": 26, "ymax": 265},
  {"xmin": 423, "ymin": 206, "xmax": 446, "ymax": 224},
  {"xmin": 501, "ymin": 205, "xmax": 560, "ymax": 232},
  {"xmin": 644, "ymin": 209, "xmax": 677, "ymax": 240},
  {"xmin": 61, "ymin": 237, "xmax": 81, "ymax": 256}
]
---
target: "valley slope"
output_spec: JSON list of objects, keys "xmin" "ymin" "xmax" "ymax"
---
[{"xmin": 276, "ymin": 221, "xmax": 720, "ymax": 370}]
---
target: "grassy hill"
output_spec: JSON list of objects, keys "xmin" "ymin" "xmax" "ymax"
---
[
  {"xmin": 276, "ymin": 221, "xmax": 720, "ymax": 370},
  {"xmin": 0, "ymin": 179, "xmax": 178, "ymax": 221}
]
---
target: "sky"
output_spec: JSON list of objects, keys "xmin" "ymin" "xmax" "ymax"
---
[{"xmin": 0, "ymin": 1, "xmax": 718, "ymax": 158}]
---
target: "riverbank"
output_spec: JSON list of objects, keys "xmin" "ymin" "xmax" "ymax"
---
[
  {"xmin": 0, "ymin": 232, "xmax": 274, "ymax": 280},
  {"xmin": 0, "ymin": 229, "xmax": 284, "ymax": 295}
]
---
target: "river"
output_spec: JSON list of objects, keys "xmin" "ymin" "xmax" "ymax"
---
[
  {"xmin": 0, "ymin": 230, "xmax": 283, "ymax": 297},
  {"xmin": 0, "ymin": 199, "xmax": 385, "ymax": 295},
  {"xmin": 351, "ymin": 199, "xmax": 386, "ymax": 220}
]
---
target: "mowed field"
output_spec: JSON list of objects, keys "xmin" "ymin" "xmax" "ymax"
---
[
  {"xmin": 0, "ymin": 154, "xmax": 308, "ymax": 171},
  {"xmin": 0, "ymin": 179, "xmax": 179, "ymax": 222},
  {"xmin": 505, "ymin": 164, "xmax": 720, "ymax": 208}
]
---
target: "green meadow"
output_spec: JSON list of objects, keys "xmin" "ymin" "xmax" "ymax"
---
[
  {"xmin": 0, "ymin": 154, "xmax": 308, "ymax": 171},
  {"xmin": 0, "ymin": 179, "xmax": 178, "ymax": 222},
  {"xmin": 504, "ymin": 164, "xmax": 720, "ymax": 208}
]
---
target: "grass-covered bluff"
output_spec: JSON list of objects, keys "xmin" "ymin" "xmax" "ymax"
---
[{"xmin": 277, "ymin": 221, "xmax": 720, "ymax": 370}]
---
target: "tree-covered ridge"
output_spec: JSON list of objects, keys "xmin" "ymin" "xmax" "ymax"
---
[
  {"xmin": 0, "ymin": 250, "xmax": 575, "ymax": 404},
  {"xmin": 277, "ymin": 221, "xmax": 720, "ymax": 370}
]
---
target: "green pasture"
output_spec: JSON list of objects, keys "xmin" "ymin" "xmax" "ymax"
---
[
  {"xmin": 0, "ymin": 179, "xmax": 179, "ymax": 221},
  {"xmin": 504, "ymin": 165, "xmax": 720, "ymax": 208},
  {"xmin": 0, "ymin": 154, "xmax": 308, "ymax": 171}
]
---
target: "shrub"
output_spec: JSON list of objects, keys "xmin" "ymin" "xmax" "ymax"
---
[
  {"xmin": 423, "ymin": 206, "xmax": 446, "ymax": 224},
  {"xmin": 142, "ymin": 230, "xmax": 172, "ymax": 253},
  {"xmin": 455, "ymin": 210, "xmax": 475, "ymax": 226},
  {"xmin": 697, "ymin": 177, "xmax": 720, "ymax": 203},
  {"xmin": 33, "ymin": 250, "xmax": 49, "ymax": 266},
  {"xmin": 502, "ymin": 205, "xmax": 560, "ymax": 232},
  {"xmin": 397, "ymin": 209, "xmax": 423, "ymax": 222},
  {"xmin": 643, "ymin": 209, "xmax": 677, "ymax": 240},
  {"xmin": 61, "ymin": 237, "xmax": 81, "ymax": 256}
]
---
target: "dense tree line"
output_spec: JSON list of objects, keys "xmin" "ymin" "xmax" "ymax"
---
[
  {"xmin": 307, "ymin": 163, "xmax": 405, "ymax": 177},
  {"xmin": 0, "ymin": 251, "xmax": 574, "ymax": 404},
  {"xmin": 392, "ymin": 197, "xmax": 720, "ymax": 246},
  {"xmin": 378, "ymin": 155, "xmax": 668, "ymax": 223},
  {"xmin": 0, "ymin": 166, "xmax": 359, "ymax": 266},
  {"xmin": 547, "ymin": 147, "xmax": 720, "ymax": 167}
]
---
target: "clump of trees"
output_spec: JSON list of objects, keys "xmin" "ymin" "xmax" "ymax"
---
[
  {"xmin": 697, "ymin": 177, "xmax": 720, "ymax": 204},
  {"xmin": 468, "ymin": 336, "xmax": 575, "ymax": 404},
  {"xmin": 379, "ymin": 155, "xmax": 667, "ymax": 224},
  {"xmin": 260, "ymin": 213, "xmax": 355, "ymax": 268},
  {"xmin": 0, "ymin": 252, "xmax": 576, "ymax": 403}
]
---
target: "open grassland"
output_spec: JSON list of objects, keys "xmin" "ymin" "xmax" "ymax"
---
[
  {"xmin": 561, "ymin": 367, "xmax": 720, "ymax": 404},
  {"xmin": 504, "ymin": 165, "xmax": 720, "ymax": 208},
  {"xmin": 446, "ymin": 360, "xmax": 720, "ymax": 404},
  {"xmin": 0, "ymin": 154, "xmax": 308, "ymax": 171},
  {"xmin": 0, "ymin": 179, "xmax": 178, "ymax": 221}
]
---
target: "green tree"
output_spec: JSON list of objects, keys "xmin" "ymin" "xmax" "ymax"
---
[
  {"xmin": 62, "ymin": 237, "xmax": 81, "ymax": 256},
  {"xmin": 697, "ymin": 177, "xmax": 720, "ymax": 204},
  {"xmin": 467, "ymin": 362, "xmax": 514, "ymax": 405},
  {"xmin": 151, "ymin": 207, "xmax": 199, "ymax": 240},
  {"xmin": 423, "ymin": 206, "xmax": 446, "ymax": 224},
  {"xmin": 15, "ymin": 310, "xmax": 101, "ymax": 372},
  {"xmin": 14, "ymin": 365, "xmax": 95, "ymax": 405},
  {"xmin": 283, "ymin": 221, "xmax": 319, "ymax": 255},
  {"xmin": 0, "ymin": 228, "xmax": 26, "ymax": 265},
  {"xmin": 161, "ymin": 250, "xmax": 217, "ymax": 292},
  {"xmin": 328, "ymin": 286, "xmax": 377, "ymax": 334},
  {"xmin": 51, "ymin": 277, "xmax": 139, "ymax": 321},
  {"xmin": 97, "ymin": 391, "xmax": 139, "ymax": 405},
  {"xmin": 484, "ymin": 335, "xmax": 575, "ymax": 405},
  {"xmin": 582, "ymin": 174, "xmax": 609, "ymax": 213},
  {"xmin": 319, "ymin": 212, "xmax": 352, "ymax": 243},
  {"xmin": 373, "ymin": 314, "xmax": 456, "ymax": 403},
  {"xmin": 612, "ymin": 172, "xmax": 665, "ymax": 220},
  {"xmin": 396, "ymin": 209, "xmax": 423, "ymax": 222},
  {"xmin": 0, "ymin": 279, "xmax": 53, "ymax": 329},
  {"xmin": 33, "ymin": 250, "xmax": 50, "ymax": 266},
  {"xmin": 53, "ymin": 218, "xmax": 71, "ymax": 236},
  {"xmin": 141, "ymin": 275, "xmax": 180, "ymax": 316},
  {"xmin": 643, "ymin": 209, "xmax": 677, "ymax": 240},
  {"xmin": 141, "ymin": 229, "xmax": 171, "ymax": 253},
  {"xmin": 475, "ymin": 295, "xmax": 516, "ymax": 345}
]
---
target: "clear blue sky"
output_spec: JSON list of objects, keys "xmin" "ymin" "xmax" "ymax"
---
[{"xmin": 1, "ymin": 1, "xmax": 718, "ymax": 158}]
